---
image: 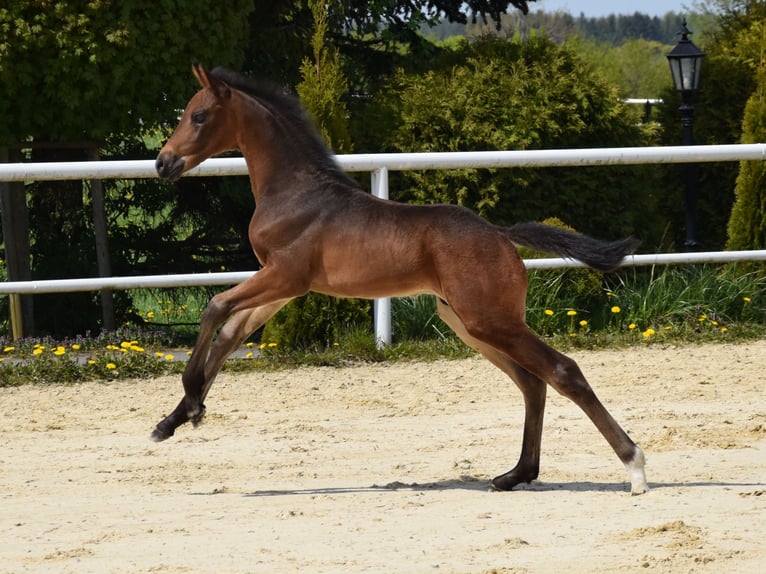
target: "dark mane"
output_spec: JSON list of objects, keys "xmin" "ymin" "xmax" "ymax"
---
[{"xmin": 209, "ymin": 67, "xmax": 353, "ymax": 183}]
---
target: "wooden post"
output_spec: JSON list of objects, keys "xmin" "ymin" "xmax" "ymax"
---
[
  {"xmin": 88, "ymin": 147, "xmax": 116, "ymax": 331},
  {"xmin": 0, "ymin": 147, "xmax": 34, "ymax": 338}
]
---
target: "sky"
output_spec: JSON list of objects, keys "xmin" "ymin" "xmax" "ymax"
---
[{"xmin": 531, "ymin": 0, "xmax": 694, "ymax": 18}]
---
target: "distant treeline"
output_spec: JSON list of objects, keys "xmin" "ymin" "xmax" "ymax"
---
[{"xmin": 425, "ymin": 10, "xmax": 686, "ymax": 45}]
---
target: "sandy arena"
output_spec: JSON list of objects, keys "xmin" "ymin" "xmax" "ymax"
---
[{"xmin": 1, "ymin": 340, "xmax": 764, "ymax": 573}]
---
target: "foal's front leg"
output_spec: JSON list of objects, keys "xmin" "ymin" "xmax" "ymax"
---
[
  {"xmin": 150, "ymin": 294, "xmax": 233, "ymax": 442},
  {"xmin": 151, "ymin": 268, "xmax": 299, "ymax": 442}
]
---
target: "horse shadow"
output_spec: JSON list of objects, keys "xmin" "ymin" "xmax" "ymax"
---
[{"xmin": 233, "ymin": 477, "xmax": 765, "ymax": 498}]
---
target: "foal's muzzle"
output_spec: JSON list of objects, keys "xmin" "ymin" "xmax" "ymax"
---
[{"xmin": 155, "ymin": 150, "xmax": 186, "ymax": 182}]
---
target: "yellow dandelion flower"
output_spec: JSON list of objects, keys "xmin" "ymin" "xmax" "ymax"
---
[
  {"xmin": 88, "ymin": 359, "xmax": 96, "ymax": 365},
  {"xmin": 32, "ymin": 348, "xmax": 44, "ymax": 356},
  {"xmin": 611, "ymin": 306, "xmax": 621, "ymax": 314},
  {"xmin": 71, "ymin": 344, "xmax": 81, "ymax": 351},
  {"xmin": 155, "ymin": 352, "xmax": 164, "ymax": 358},
  {"xmin": 698, "ymin": 315, "xmax": 707, "ymax": 322},
  {"xmin": 267, "ymin": 342, "xmax": 277, "ymax": 348},
  {"xmin": 245, "ymin": 351, "xmax": 254, "ymax": 358},
  {"xmin": 567, "ymin": 310, "xmax": 577, "ymax": 316},
  {"xmin": 3, "ymin": 346, "xmax": 15, "ymax": 353},
  {"xmin": 544, "ymin": 309, "xmax": 554, "ymax": 316},
  {"xmin": 579, "ymin": 320, "xmax": 588, "ymax": 327},
  {"xmin": 130, "ymin": 345, "xmax": 145, "ymax": 352},
  {"xmin": 146, "ymin": 311, "xmax": 155, "ymax": 319},
  {"xmin": 642, "ymin": 328, "xmax": 656, "ymax": 338},
  {"xmin": 53, "ymin": 346, "xmax": 66, "ymax": 356},
  {"xmin": 246, "ymin": 342, "xmax": 254, "ymax": 348},
  {"xmin": 743, "ymin": 297, "xmax": 751, "ymax": 303},
  {"xmin": 106, "ymin": 363, "xmax": 117, "ymax": 370},
  {"xmin": 720, "ymin": 327, "xmax": 728, "ymax": 333},
  {"xmin": 628, "ymin": 323, "xmax": 636, "ymax": 330},
  {"xmin": 259, "ymin": 342, "xmax": 267, "ymax": 350},
  {"xmin": 164, "ymin": 354, "xmax": 174, "ymax": 361}
]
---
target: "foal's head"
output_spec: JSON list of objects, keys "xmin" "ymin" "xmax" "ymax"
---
[{"xmin": 156, "ymin": 64, "xmax": 237, "ymax": 181}]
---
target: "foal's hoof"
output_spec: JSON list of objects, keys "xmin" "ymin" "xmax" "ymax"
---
[
  {"xmin": 489, "ymin": 477, "xmax": 518, "ymax": 492},
  {"xmin": 150, "ymin": 426, "xmax": 174, "ymax": 442},
  {"xmin": 490, "ymin": 468, "xmax": 537, "ymax": 492}
]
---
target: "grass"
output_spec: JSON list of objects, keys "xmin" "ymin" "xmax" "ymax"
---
[
  {"xmin": 0, "ymin": 263, "xmax": 764, "ymax": 387},
  {"xmin": 525, "ymin": 263, "xmax": 765, "ymax": 338}
]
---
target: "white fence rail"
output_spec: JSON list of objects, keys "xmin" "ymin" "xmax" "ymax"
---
[
  {"xmin": 3, "ymin": 144, "xmax": 766, "ymax": 344},
  {"xmin": 3, "ymin": 144, "xmax": 766, "ymax": 182},
  {"xmin": 3, "ymin": 250, "xmax": 766, "ymax": 296}
]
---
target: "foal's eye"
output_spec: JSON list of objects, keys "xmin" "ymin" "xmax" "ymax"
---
[{"xmin": 191, "ymin": 111, "xmax": 207, "ymax": 125}]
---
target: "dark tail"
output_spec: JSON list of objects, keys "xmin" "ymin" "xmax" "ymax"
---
[{"xmin": 505, "ymin": 222, "xmax": 639, "ymax": 272}]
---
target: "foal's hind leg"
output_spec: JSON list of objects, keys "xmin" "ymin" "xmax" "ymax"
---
[
  {"xmin": 442, "ymin": 296, "xmax": 648, "ymax": 494},
  {"xmin": 476, "ymin": 321, "xmax": 647, "ymax": 494},
  {"xmin": 437, "ymin": 299, "xmax": 547, "ymax": 489},
  {"xmin": 151, "ymin": 300, "xmax": 288, "ymax": 441}
]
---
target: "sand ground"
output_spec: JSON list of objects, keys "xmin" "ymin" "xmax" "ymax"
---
[{"xmin": 1, "ymin": 341, "xmax": 764, "ymax": 573}]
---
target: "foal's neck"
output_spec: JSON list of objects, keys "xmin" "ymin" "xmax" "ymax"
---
[
  {"xmin": 233, "ymin": 91, "xmax": 343, "ymax": 204},
  {"xmin": 232, "ymin": 93, "xmax": 286, "ymax": 203}
]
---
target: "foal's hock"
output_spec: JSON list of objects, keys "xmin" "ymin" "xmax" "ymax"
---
[{"xmin": 152, "ymin": 64, "xmax": 648, "ymax": 495}]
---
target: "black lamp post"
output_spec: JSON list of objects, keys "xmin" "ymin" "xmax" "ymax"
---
[{"xmin": 666, "ymin": 19, "xmax": 705, "ymax": 251}]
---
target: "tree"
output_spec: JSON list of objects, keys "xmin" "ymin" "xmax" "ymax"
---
[
  {"xmin": 243, "ymin": 0, "xmax": 539, "ymax": 92},
  {"xmin": 296, "ymin": 1, "xmax": 354, "ymax": 154},
  {"xmin": 456, "ymin": 10, "xmax": 684, "ymax": 45},
  {"xmin": 724, "ymin": 6, "xmax": 766, "ymax": 250},
  {"xmin": 727, "ymin": 80, "xmax": 766, "ymax": 250},
  {"xmin": 0, "ymin": 1, "xmax": 254, "ymax": 335},
  {"xmin": 572, "ymin": 38, "xmax": 674, "ymax": 98},
  {"xmin": 0, "ymin": 1, "xmax": 254, "ymax": 144},
  {"xmin": 376, "ymin": 35, "xmax": 662, "ymax": 244}
]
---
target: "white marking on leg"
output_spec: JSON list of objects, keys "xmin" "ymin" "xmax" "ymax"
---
[{"xmin": 625, "ymin": 446, "xmax": 649, "ymax": 495}]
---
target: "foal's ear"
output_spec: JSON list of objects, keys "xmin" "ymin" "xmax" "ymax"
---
[
  {"xmin": 192, "ymin": 63, "xmax": 211, "ymax": 89},
  {"xmin": 192, "ymin": 63, "xmax": 231, "ymax": 100}
]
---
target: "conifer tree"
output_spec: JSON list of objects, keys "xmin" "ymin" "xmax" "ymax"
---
[{"xmin": 726, "ymin": 17, "xmax": 766, "ymax": 251}]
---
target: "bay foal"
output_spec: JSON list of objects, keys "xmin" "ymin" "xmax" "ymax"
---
[{"xmin": 153, "ymin": 65, "xmax": 648, "ymax": 494}]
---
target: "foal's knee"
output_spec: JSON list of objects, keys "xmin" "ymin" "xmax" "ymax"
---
[{"xmin": 202, "ymin": 294, "xmax": 234, "ymax": 326}]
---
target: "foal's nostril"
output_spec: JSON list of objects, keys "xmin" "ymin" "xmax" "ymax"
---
[{"xmin": 155, "ymin": 152, "xmax": 185, "ymax": 181}]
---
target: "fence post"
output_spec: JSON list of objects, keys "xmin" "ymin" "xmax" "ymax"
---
[
  {"xmin": 0, "ymin": 147, "xmax": 33, "ymax": 339},
  {"xmin": 88, "ymin": 147, "xmax": 116, "ymax": 330},
  {"xmin": 371, "ymin": 167, "xmax": 392, "ymax": 347}
]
